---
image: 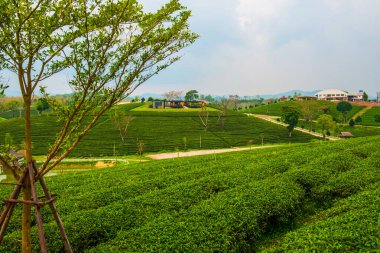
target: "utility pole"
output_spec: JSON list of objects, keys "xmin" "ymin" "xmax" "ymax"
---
[{"xmin": 377, "ymin": 92, "xmax": 380, "ymax": 103}]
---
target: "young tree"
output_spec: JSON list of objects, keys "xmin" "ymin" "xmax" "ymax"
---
[
  {"xmin": 184, "ymin": 89, "xmax": 199, "ymax": 101},
  {"xmin": 336, "ymin": 101, "xmax": 353, "ymax": 123},
  {"xmin": 282, "ymin": 106, "xmax": 300, "ymax": 137},
  {"xmin": 0, "ymin": 0, "xmax": 197, "ymax": 251},
  {"xmin": 199, "ymin": 105, "xmax": 209, "ymax": 131},
  {"xmin": 355, "ymin": 116, "xmax": 362, "ymax": 123},
  {"xmin": 349, "ymin": 119, "xmax": 355, "ymax": 127},
  {"xmin": 163, "ymin": 90, "xmax": 183, "ymax": 101},
  {"xmin": 217, "ymin": 98, "xmax": 229, "ymax": 129},
  {"xmin": 229, "ymin": 95, "xmax": 239, "ymax": 110},
  {"xmin": 109, "ymin": 108, "xmax": 135, "ymax": 144},
  {"xmin": 317, "ymin": 114, "xmax": 336, "ymax": 140},
  {"xmin": 297, "ymin": 101, "xmax": 321, "ymax": 131},
  {"xmin": 36, "ymin": 98, "xmax": 49, "ymax": 114},
  {"xmin": 363, "ymin": 92, "xmax": 369, "ymax": 102}
]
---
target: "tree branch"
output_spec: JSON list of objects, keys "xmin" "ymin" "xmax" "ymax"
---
[{"xmin": 0, "ymin": 155, "xmax": 20, "ymax": 181}]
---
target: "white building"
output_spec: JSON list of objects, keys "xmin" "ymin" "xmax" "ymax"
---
[
  {"xmin": 315, "ymin": 89, "xmax": 348, "ymax": 101},
  {"xmin": 347, "ymin": 91, "xmax": 364, "ymax": 102},
  {"xmin": 315, "ymin": 89, "xmax": 364, "ymax": 102}
]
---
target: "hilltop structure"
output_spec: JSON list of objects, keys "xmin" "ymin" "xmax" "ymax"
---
[
  {"xmin": 151, "ymin": 100, "xmax": 208, "ymax": 109},
  {"xmin": 315, "ymin": 89, "xmax": 364, "ymax": 102}
]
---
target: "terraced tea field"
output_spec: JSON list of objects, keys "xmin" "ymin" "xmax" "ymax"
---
[
  {"xmin": 358, "ymin": 106, "xmax": 380, "ymax": 126},
  {"xmin": 0, "ymin": 104, "xmax": 318, "ymax": 157},
  {"xmin": 244, "ymin": 100, "xmax": 363, "ymax": 121},
  {"xmin": 0, "ymin": 136, "xmax": 379, "ymax": 252}
]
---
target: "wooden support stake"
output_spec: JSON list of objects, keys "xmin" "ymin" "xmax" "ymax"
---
[
  {"xmin": 28, "ymin": 164, "xmax": 48, "ymax": 253},
  {"xmin": 0, "ymin": 169, "xmax": 28, "ymax": 243},
  {"xmin": 34, "ymin": 162, "xmax": 73, "ymax": 253},
  {"xmin": 2, "ymin": 198, "xmax": 55, "ymax": 207}
]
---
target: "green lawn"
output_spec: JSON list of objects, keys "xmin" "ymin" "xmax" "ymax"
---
[
  {"xmin": 244, "ymin": 101, "xmax": 363, "ymax": 122},
  {"xmin": 0, "ymin": 103, "xmax": 318, "ymax": 157},
  {"xmin": 0, "ymin": 136, "xmax": 379, "ymax": 252},
  {"xmin": 358, "ymin": 106, "xmax": 380, "ymax": 126}
]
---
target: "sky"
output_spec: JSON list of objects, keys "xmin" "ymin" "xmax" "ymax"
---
[{"xmin": 4, "ymin": 0, "xmax": 380, "ymax": 97}]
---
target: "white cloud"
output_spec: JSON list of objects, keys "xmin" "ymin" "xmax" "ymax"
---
[
  {"xmin": 236, "ymin": 0, "xmax": 295, "ymax": 30},
  {"xmin": 4, "ymin": 1, "xmax": 380, "ymax": 97}
]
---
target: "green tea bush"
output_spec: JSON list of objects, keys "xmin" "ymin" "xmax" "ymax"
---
[
  {"xmin": 0, "ymin": 137, "xmax": 379, "ymax": 252},
  {"xmin": 261, "ymin": 182, "xmax": 380, "ymax": 253}
]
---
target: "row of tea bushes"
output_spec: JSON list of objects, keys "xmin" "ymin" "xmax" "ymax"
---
[{"xmin": 0, "ymin": 137, "xmax": 379, "ymax": 252}]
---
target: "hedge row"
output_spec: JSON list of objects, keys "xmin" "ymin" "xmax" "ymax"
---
[{"xmin": 0, "ymin": 137, "xmax": 379, "ymax": 252}]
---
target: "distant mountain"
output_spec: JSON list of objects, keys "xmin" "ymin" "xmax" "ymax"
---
[
  {"xmin": 133, "ymin": 93, "xmax": 164, "ymax": 99},
  {"xmin": 207, "ymin": 90, "xmax": 321, "ymax": 100},
  {"xmin": 3, "ymin": 89, "xmax": 322, "ymax": 100},
  {"xmin": 257, "ymin": 90, "xmax": 321, "ymax": 99}
]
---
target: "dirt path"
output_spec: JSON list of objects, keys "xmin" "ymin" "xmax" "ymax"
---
[
  {"xmin": 352, "ymin": 106, "xmax": 371, "ymax": 120},
  {"xmin": 147, "ymin": 145, "xmax": 280, "ymax": 160},
  {"xmin": 247, "ymin": 114, "xmax": 340, "ymax": 141}
]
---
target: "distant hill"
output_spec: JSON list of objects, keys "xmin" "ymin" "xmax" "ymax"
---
[
  {"xmin": 258, "ymin": 90, "xmax": 321, "ymax": 99},
  {"xmin": 4, "ymin": 89, "xmax": 322, "ymax": 100}
]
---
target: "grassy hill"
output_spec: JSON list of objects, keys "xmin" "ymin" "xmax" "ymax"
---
[
  {"xmin": 0, "ymin": 136, "xmax": 379, "ymax": 252},
  {"xmin": 358, "ymin": 106, "xmax": 380, "ymax": 126},
  {"xmin": 0, "ymin": 103, "xmax": 318, "ymax": 157},
  {"xmin": 244, "ymin": 100, "xmax": 363, "ymax": 121}
]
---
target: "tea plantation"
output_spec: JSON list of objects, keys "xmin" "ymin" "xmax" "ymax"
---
[
  {"xmin": 245, "ymin": 100, "xmax": 363, "ymax": 121},
  {"xmin": 0, "ymin": 103, "xmax": 317, "ymax": 156},
  {"xmin": 358, "ymin": 106, "xmax": 380, "ymax": 126},
  {"xmin": 0, "ymin": 136, "xmax": 379, "ymax": 252}
]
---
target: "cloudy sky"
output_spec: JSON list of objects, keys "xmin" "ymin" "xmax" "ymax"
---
[{"xmin": 5, "ymin": 0, "xmax": 380, "ymax": 97}]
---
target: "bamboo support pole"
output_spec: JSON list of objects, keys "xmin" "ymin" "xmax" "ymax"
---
[
  {"xmin": 0, "ymin": 169, "xmax": 28, "ymax": 242},
  {"xmin": 34, "ymin": 162, "xmax": 73, "ymax": 253},
  {"xmin": 2, "ymin": 198, "xmax": 55, "ymax": 206},
  {"xmin": 28, "ymin": 164, "xmax": 47, "ymax": 253},
  {"xmin": 0, "ymin": 162, "xmax": 73, "ymax": 252}
]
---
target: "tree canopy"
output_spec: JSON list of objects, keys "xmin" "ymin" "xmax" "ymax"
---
[
  {"xmin": 317, "ymin": 114, "xmax": 336, "ymax": 139},
  {"xmin": 0, "ymin": 0, "xmax": 197, "ymax": 251},
  {"xmin": 363, "ymin": 92, "xmax": 368, "ymax": 102},
  {"xmin": 336, "ymin": 101, "xmax": 352, "ymax": 123},
  {"xmin": 36, "ymin": 98, "xmax": 49, "ymax": 114},
  {"xmin": 282, "ymin": 106, "xmax": 300, "ymax": 137},
  {"xmin": 185, "ymin": 89, "xmax": 199, "ymax": 101}
]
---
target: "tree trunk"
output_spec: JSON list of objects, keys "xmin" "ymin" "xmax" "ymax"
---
[{"xmin": 22, "ymin": 99, "xmax": 33, "ymax": 253}]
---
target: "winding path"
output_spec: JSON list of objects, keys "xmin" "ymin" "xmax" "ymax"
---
[{"xmin": 247, "ymin": 114, "xmax": 340, "ymax": 141}]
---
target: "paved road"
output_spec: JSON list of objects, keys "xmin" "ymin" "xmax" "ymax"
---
[{"xmin": 147, "ymin": 145, "xmax": 279, "ymax": 160}]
